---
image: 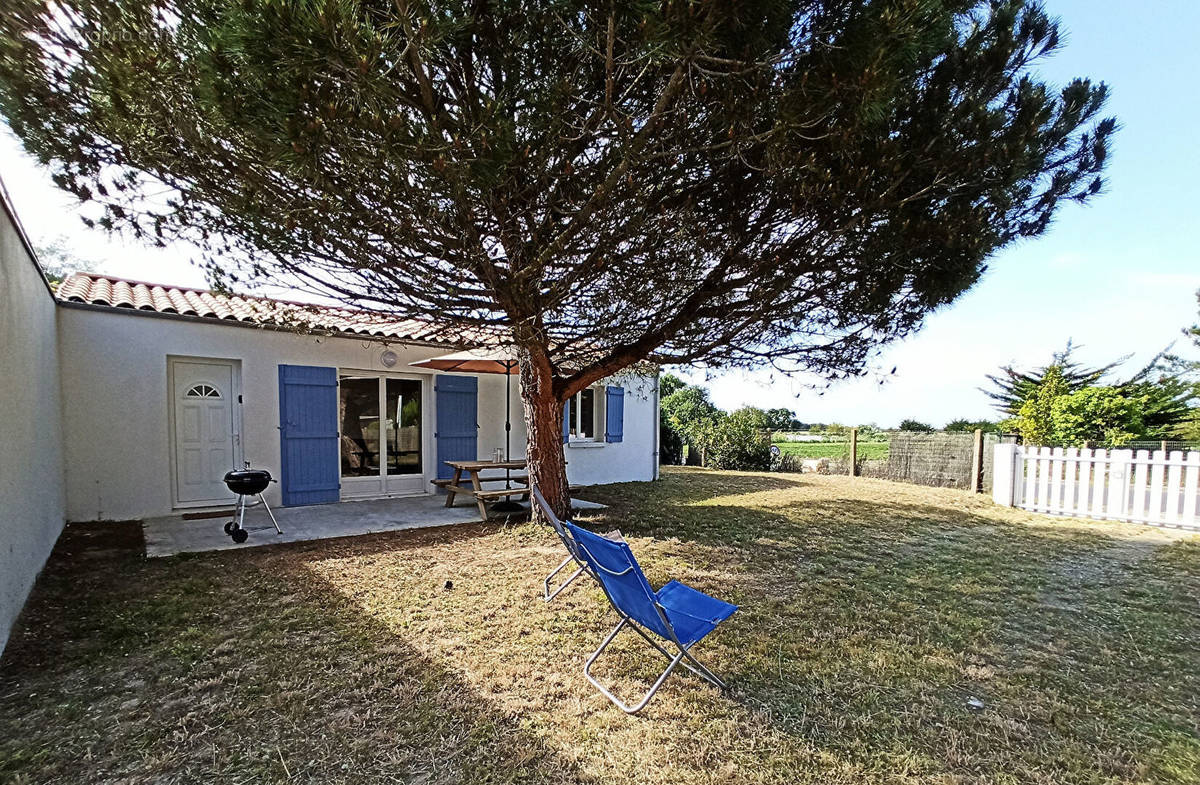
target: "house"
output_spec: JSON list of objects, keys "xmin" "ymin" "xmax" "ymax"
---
[
  {"xmin": 53, "ymin": 272, "xmax": 660, "ymax": 520},
  {"xmin": 0, "ymin": 184, "xmax": 661, "ymax": 653}
]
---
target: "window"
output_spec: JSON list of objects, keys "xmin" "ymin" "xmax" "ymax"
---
[
  {"xmin": 340, "ymin": 375, "xmax": 423, "ymax": 480},
  {"xmin": 184, "ymin": 383, "xmax": 221, "ymax": 399},
  {"xmin": 568, "ymin": 386, "xmax": 604, "ymax": 441},
  {"xmin": 384, "ymin": 378, "xmax": 422, "ymax": 475},
  {"xmin": 339, "ymin": 376, "xmax": 381, "ymax": 477}
]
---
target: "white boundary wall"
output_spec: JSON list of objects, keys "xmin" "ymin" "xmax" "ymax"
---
[
  {"xmin": 993, "ymin": 444, "xmax": 1200, "ymax": 529},
  {"xmin": 0, "ymin": 194, "xmax": 66, "ymax": 654}
]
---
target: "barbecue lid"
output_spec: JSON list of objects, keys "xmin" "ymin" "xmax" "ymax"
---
[
  {"xmin": 224, "ymin": 469, "xmax": 272, "ymax": 482},
  {"xmin": 223, "ymin": 468, "xmax": 273, "ymax": 495}
]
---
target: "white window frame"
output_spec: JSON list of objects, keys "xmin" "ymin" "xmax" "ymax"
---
[
  {"xmin": 337, "ymin": 370, "xmax": 430, "ymax": 499},
  {"xmin": 568, "ymin": 385, "xmax": 605, "ymax": 443}
]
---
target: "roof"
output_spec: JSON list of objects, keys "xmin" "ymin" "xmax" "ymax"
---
[{"xmin": 55, "ymin": 272, "xmax": 463, "ymax": 345}]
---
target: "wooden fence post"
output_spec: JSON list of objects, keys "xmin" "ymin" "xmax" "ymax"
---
[
  {"xmin": 970, "ymin": 429, "xmax": 984, "ymax": 493},
  {"xmin": 849, "ymin": 428, "xmax": 858, "ymax": 477}
]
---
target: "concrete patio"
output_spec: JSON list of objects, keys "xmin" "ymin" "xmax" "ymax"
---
[{"xmin": 143, "ymin": 494, "xmax": 606, "ymax": 557}]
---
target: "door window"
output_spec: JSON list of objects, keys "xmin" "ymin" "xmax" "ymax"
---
[
  {"xmin": 340, "ymin": 375, "xmax": 423, "ymax": 482},
  {"xmin": 386, "ymin": 378, "xmax": 422, "ymax": 475},
  {"xmin": 340, "ymin": 376, "xmax": 381, "ymax": 477},
  {"xmin": 185, "ymin": 384, "xmax": 221, "ymax": 399}
]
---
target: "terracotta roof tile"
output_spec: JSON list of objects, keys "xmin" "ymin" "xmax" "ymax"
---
[{"xmin": 56, "ymin": 273, "xmax": 464, "ymax": 346}]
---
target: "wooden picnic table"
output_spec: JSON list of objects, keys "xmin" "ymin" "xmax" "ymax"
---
[{"xmin": 434, "ymin": 459, "xmax": 530, "ymax": 521}]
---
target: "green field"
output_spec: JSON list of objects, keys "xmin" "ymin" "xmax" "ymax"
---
[{"xmin": 772, "ymin": 440, "xmax": 889, "ymax": 461}]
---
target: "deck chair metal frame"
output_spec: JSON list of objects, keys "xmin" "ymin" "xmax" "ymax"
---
[
  {"xmin": 531, "ymin": 486, "xmax": 594, "ymax": 602},
  {"xmin": 566, "ymin": 522, "xmax": 737, "ymax": 714}
]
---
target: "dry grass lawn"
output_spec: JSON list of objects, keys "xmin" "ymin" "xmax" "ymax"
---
[{"xmin": 2, "ymin": 467, "xmax": 1198, "ymax": 784}]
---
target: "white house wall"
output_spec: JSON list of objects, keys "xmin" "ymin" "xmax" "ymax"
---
[
  {"xmin": 563, "ymin": 375, "xmax": 659, "ymax": 486},
  {"xmin": 57, "ymin": 307, "xmax": 656, "ymax": 520},
  {"xmin": 0, "ymin": 199, "xmax": 65, "ymax": 654},
  {"xmin": 463, "ymin": 370, "xmax": 658, "ymax": 487}
]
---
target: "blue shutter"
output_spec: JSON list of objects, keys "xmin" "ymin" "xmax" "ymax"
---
[
  {"xmin": 562, "ymin": 401, "xmax": 570, "ymax": 444},
  {"xmin": 605, "ymin": 386, "xmax": 624, "ymax": 443},
  {"xmin": 278, "ymin": 365, "xmax": 340, "ymax": 506},
  {"xmin": 435, "ymin": 375, "xmax": 478, "ymax": 479}
]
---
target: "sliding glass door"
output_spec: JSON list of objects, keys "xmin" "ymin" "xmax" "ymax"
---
[
  {"xmin": 340, "ymin": 373, "xmax": 426, "ymax": 497},
  {"xmin": 385, "ymin": 378, "xmax": 422, "ymax": 480}
]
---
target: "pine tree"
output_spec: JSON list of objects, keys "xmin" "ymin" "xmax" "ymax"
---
[
  {"xmin": 983, "ymin": 342, "xmax": 1121, "ymax": 416},
  {"xmin": 0, "ymin": 1, "xmax": 1114, "ymax": 514}
]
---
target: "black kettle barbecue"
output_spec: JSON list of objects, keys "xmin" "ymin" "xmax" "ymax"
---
[{"xmin": 222, "ymin": 465, "xmax": 283, "ymax": 543}]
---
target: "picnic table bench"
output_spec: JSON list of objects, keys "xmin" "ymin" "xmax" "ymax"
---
[
  {"xmin": 434, "ymin": 459, "xmax": 578, "ymax": 521},
  {"xmin": 434, "ymin": 460, "xmax": 532, "ymax": 521}
]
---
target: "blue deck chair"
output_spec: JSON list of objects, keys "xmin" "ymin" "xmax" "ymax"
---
[
  {"xmin": 532, "ymin": 486, "xmax": 595, "ymax": 601},
  {"xmin": 566, "ymin": 522, "xmax": 738, "ymax": 713}
]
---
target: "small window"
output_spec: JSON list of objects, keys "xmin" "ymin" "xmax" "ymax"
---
[
  {"xmin": 568, "ymin": 386, "xmax": 603, "ymax": 441},
  {"xmin": 185, "ymin": 384, "xmax": 221, "ymax": 399}
]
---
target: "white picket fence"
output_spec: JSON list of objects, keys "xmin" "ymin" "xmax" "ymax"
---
[{"xmin": 992, "ymin": 444, "xmax": 1200, "ymax": 529}]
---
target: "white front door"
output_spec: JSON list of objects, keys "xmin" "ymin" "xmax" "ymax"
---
[{"xmin": 172, "ymin": 359, "xmax": 238, "ymax": 505}]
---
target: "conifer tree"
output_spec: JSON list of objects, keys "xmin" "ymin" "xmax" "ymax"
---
[{"xmin": 0, "ymin": 1, "xmax": 1113, "ymax": 513}]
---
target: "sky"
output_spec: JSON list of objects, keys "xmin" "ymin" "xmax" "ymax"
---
[{"xmin": 1, "ymin": 0, "xmax": 1197, "ymax": 428}]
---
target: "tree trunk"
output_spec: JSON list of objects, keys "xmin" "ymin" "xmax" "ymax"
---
[{"xmin": 517, "ymin": 348, "xmax": 570, "ymax": 521}]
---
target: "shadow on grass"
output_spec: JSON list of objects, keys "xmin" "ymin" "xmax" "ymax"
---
[
  {"xmin": 575, "ymin": 471, "xmax": 1200, "ymax": 782},
  {"xmin": 263, "ymin": 474, "xmax": 1200, "ymax": 785},
  {"xmin": 0, "ymin": 522, "xmax": 594, "ymax": 784},
  {"xmin": 4, "ymin": 473, "xmax": 1198, "ymax": 785}
]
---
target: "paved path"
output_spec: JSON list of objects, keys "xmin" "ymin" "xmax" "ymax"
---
[{"xmin": 142, "ymin": 494, "xmax": 605, "ymax": 557}]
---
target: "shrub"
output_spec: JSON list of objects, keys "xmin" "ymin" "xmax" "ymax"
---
[
  {"xmin": 1015, "ymin": 366, "xmax": 1070, "ymax": 445},
  {"xmin": 659, "ymin": 417, "xmax": 685, "ymax": 464},
  {"xmin": 769, "ymin": 451, "xmax": 800, "ymax": 473},
  {"xmin": 944, "ymin": 418, "xmax": 996, "ymax": 432},
  {"xmin": 708, "ymin": 408, "xmax": 772, "ymax": 471},
  {"xmin": 660, "ymin": 384, "xmax": 724, "ymax": 462},
  {"xmin": 1050, "ymin": 387, "xmax": 1145, "ymax": 447},
  {"xmin": 1178, "ymin": 410, "xmax": 1200, "ymax": 441}
]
